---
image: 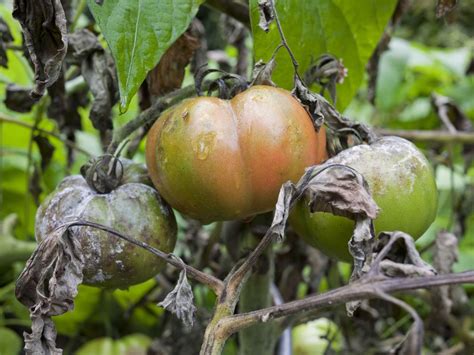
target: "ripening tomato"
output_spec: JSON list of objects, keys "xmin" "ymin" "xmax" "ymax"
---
[
  {"xmin": 290, "ymin": 136, "xmax": 438, "ymax": 262},
  {"xmin": 146, "ymin": 85, "xmax": 327, "ymax": 223},
  {"xmin": 36, "ymin": 159, "xmax": 177, "ymax": 289}
]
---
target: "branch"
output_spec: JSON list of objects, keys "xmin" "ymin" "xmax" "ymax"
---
[
  {"xmin": 205, "ymin": 0, "xmax": 250, "ymax": 28},
  {"xmin": 67, "ymin": 221, "xmax": 224, "ymax": 296},
  {"xmin": 106, "ymin": 84, "xmax": 198, "ymax": 154},
  {"xmin": 0, "ymin": 113, "xmax": 93, "ymax": 156},
  {"xmin": 376, "ymin": 129, "xmax": 474, "ymax": 144},
  {"xmin": 215, "ymin": 271, "xmax": 474, "ymax": 337}
]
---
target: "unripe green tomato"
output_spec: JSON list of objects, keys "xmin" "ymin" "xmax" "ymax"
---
[
  {"xmin": 292, "ymin": 318, "xmax": 342, "ymax": 355},
  {"xmin": 146, "ymin": 85, "xmax": 327, "ymax": 223},
  {"xmin": 290, "ymin": 136, "xmax": 438, "ymax": 262},
  {"xmin": 36, "ymin": 160, "xmax": 177, "ymax": 289}
]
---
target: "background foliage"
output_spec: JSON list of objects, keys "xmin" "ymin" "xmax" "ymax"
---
[{"xmin": 0, "ymin": 0, "xmax": 473, "ymax": 354}]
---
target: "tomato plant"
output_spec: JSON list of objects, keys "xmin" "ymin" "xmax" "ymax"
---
[
  {"xmin": 146, "ymin": 85, "xmax": 327, "ymax": 223},
  {"xmin": 290, "ymin": 136, "xmax": 438, "ymax": 262},
  {"xmin": 35, "ymin": 160, "xmax": 177, "ymax": 289}
]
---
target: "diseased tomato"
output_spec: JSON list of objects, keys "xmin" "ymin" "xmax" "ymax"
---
[
  {"xmin": 35, "ymin": 159, "xmax": 177, "ymax": 289},
  {"xmin": 146, "ymin": 85, "xmax": 327, "ymax": 223},
  {"xmin": 290, "ymin": 136, "xmax": 438, "ymax": 262}
]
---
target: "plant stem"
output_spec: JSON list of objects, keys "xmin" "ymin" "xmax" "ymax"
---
[
  {"xmin": 238, "ymin": 234, "xmax": 278, "ymax": 355},
  {"xmin": 66, "ymin": 220, "xmax": 224, "ymax": 296},
  {"xmin": 106, "ymin": 84, "xmax": 198, "ymax": 155},
  {"xmin": 70, "ymin": 0, "xmax": 88, "ymax": 32},
  {"xmin": 0, "ymin": 113, "xmax": 92, "ymax": 156},
  {"xmin": 376, "ymin": 128, "xmax": 474, "ymax": 144}
]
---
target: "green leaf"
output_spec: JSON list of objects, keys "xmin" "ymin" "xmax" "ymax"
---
[
  {"xmin": 250, "ymin": 0, "xmax": 398, "ymax": 110},
  {"xmin": 0, "ymin": 327, "xmax": 22, "ymax": 355},
  {"xmin": 76, "ymin": 334, "xmax": 152, "ymax": 355},
  {"xmin": 87, "ymin": 0, "xmax": 204, "ymax": 112}
]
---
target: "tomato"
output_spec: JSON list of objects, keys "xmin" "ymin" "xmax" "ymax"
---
[
  {"xmin": 35, "ymin": 159, "xmax": 177, "ymax": 289},
  {"xmin": 146, "ymin": 85, "xmax": 327, "ymax": 223},
  {"xmin": 292, "ymin": 318, "xmax": 342, "ymax": 354},
  {"xmin": 290, "ymin": 136, "xmax": 438, "ymax": 262}
]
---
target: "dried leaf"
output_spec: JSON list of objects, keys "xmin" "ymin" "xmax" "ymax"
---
[
  {"xmin": 159, "ymin": 268, "xmax": 196, "ymax": 328},
  {"xmin": 250, "ymin": 58, "xmax": 276, "ymax": 87},
  {"xmin": 33, "ymin": 134, "xmax": 55, "ymax": 171},
  {"xmin": 28, "ymin": 165, "xmax": 42, "ymax": 206},
  {"xmin": 369, "ymin": 232, "xmax": 437, "ymax": 278},
  {"xmin": 68, "ymin": 29, "xmax": 118, "ymax": 133},
  {"xmin": 267, "ymin": 162, "xmax": 379, "ymax": 247},
  {"xmin": 430, "ymin": 232, "xmax": 460, "ymax": 319},
  {"xmin": 302, "ymin": 165, "xmax": 378, "ymax": 220},
  {"xmin": 13, "ymin": 0, "xmax": 68, "ymax": 100},
  {"xmin": 303, "ymin": 54, "xmax": 348, "ymax": 104},
  {"xmin": 0, "ymin": 17, "xmax": 13, "ymax": 68},
  {"xmin": 257, "ymin": 0, "xmax": 274, "ymax": 32},
  {"xmin": 436, "ymin": 0, "xmax": 457, "ymax": 17},
  {"xmin": 15, "ymin": 224, "xmax": 84, "ymax": 355},
  {"xmin": 5, "ymin": 84, "xmax": 36, "ymax": 112},
  {"xmin": 148, "ymin": 29, "xmax": 199, "ymax": 97},
  {"xmin": 293, "ymin": 76, "xmax": 376, "ymax": 145}
]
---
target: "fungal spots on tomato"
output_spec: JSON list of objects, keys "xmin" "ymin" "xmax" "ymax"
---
[
  {"xmin": 194, "ymin": 132, "xmax": 217, "ymax": 160},
  {"xmin": 181, "ymin": 109, "xmax": 189, "ymax": 121}
]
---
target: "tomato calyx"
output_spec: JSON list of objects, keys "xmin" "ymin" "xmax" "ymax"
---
[
  {"xmin": 194, "ymin": 64, "xmax": 249, "ymax": 99},
  {"xmin": 80, "ymin": 154, "xmax": 124, "ymax": 194}
]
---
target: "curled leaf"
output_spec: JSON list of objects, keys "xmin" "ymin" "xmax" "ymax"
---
[
  {"xmin": 257, "ymin": 0, "xmax": 274, "ymax": 32},
  {"xmin": 15, "ymin": 223, "xmax": 84, "ymax": 355},
  {"xmin": 0, "ymin": 17, "xmax": 13, "ymax": 68},
  {"xmin": 251, "ymin": 58, "xmax": 277, "ymax": 87},
  {"xmin": 303, "ymin": 54, "xmax": 348, "ymax": 104},
  {"xmin": 5, "ymin": 84, "xmax": 36, "ymax": 113},
  {"xmin": 436, "ymin": 0, "xmax": 457, "ymax": 18},
  {"xmin": 13, "ymin": 0, "xmax": 68, "ymax": 100},
  {"xmin": 67, "ymin": 29, "xmax": 118, "ymax": 134},
  {"xmin": 159, "ymin": 266, "xmax": 196, "ymax": 328}
]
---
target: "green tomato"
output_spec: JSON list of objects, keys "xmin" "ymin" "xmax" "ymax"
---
[
  {"xmin": 290, "ymin": 136, "xmax": 438, "ymax": 262},
  {"xmin": 36, "ymin": 159, "xmax": 177, "ymax": 289},
  {"xmin": 292, "ymin": 318, "xmax": 342, "ymax": 355}
]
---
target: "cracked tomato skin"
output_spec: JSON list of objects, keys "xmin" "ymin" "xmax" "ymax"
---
[
  {"xmin": 146, "ymin": 85, "xmax": 327, "ymax": 223},
  {"xmin": 35, "ymin": 160, "xmax": 177, "ymax": 289},
  {"xmin": 290, "ymin": 137, "xmax": 438, "ymax": 262}
]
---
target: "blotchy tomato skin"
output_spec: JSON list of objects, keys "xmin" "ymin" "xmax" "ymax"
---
[
  {"xmin": 290, "ymin": 136, "xmax": 438, "ymax": 262},
  {"xmin": 36, "ymin": 160, "xmax": 177, "ymax": 289},
  {"xmin": 146, "ymin": 85, "xmax": 326, "ymax": 223}
]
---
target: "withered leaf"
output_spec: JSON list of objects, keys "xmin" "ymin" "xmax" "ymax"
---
[
  {"xmin": 67, "ymin": 29, "xmax": 118, "ymax": 134},
  {"xmin": 370, "ymin": 231, "xmax": 436, "ymax": 278},
  {"xmin": 293, "ymin": 76, "xmax": 376, "ymax": 142},
  {"xmin": 159, "ymin": 267, "xmax": 196, "ymax": 328},
  {"xmin": 436, "ymin": 0, "xmax": 458, "ymax": 18},
  {"xmin": 147, "ymin": 29, "xmax": 199, "ymax": 97},
  {"xmin": 0, "ymin": 17, "xmax": 13, "ymax": 68},
  {"xmin": 15, "ymin": 223, "xmax": 84, "ymax": 355},
  {"xmin": 13, "ymin": 0, "xmax": 68, "ymax": 100},
  {"xmin": 28, "ymin": 164, "xmax": 42, "ymax": 206},
  {"xmin": 267, "ymin": 162, "xmax": 379, "ymax": 247},
  {"xmin": 257, "ymin": 0, "xmax": 274, "ymax": 32},
  {"xmin": 33, "ymin": 134, "xmax": 55, "ymax": 171},
  {"xmin": 5, "ymin": 84, "xmax": 36, "ymax": 112},
  {"xmin": 251, "ymin": 58, "xmax": 277, "ymax": 87}
]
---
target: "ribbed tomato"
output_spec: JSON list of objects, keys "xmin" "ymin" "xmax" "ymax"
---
[
  {"xmin": 146, "ymin": 85, "xmax": 327, "ymax": 223},
  {"xmin": 290, "ymin": 136, "xmax": 438, "ymax": 262},
  {"xmin": 36, "ymin": 159, "xmax": 177, "ymax": 289}
]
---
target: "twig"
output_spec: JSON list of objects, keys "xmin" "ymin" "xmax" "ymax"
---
[
  {"xmin": 376, "ymin": 129, "xmax": 474, "ymax": 144},
  {"xmin": 205, "ymin": 0, "xmax": 250, "ymax": 28},
  {"xmin": 106, "ymin": 84, "xmax": 199, "ymax": 154},
  {"xmin": 0, "ymin": 113, "xmax": 93, "ymax": 156},
  {"xmin": 212, "ymin": 271, "xmax": 474, "ymax": 343},
  {"xmin": 66, "ymin": 220, "xmax": 224, "ymax": 296}
]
